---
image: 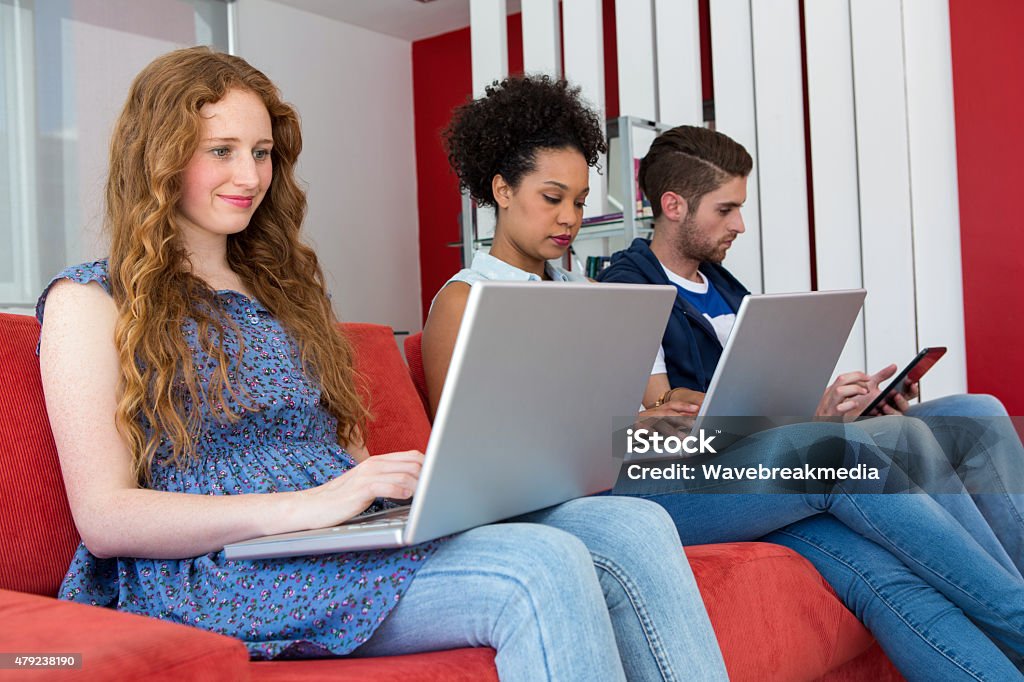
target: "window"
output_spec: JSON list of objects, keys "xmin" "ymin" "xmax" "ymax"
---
[{"xmin": 0, "ymin": 0, "xmax": 230, "ymax": 310}]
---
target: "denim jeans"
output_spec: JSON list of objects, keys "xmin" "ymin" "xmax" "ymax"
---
[
  {"xmin": 352, "ymin": 497, "xmax": 728, "ymax": 682},
  {"xmin": 765, "ymin": 515, "xmax": 1023, "ymax": 682},
  {"xmin": 628, "ymin": 415, "xmax": 1024, "ymax": 680},
  {"xmin": 905, "ymin": 394, "xmax": 1024, "ymax": 572}
]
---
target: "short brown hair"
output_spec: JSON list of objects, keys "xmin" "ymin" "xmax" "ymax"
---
[{"xmin": 639, "ymin": 125, "xmax": 752, "ymax": 218}]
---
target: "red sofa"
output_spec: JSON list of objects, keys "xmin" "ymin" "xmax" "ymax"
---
[{"xmin": 0, "ymin": 312, "xmax": 903, "ymax": 680}]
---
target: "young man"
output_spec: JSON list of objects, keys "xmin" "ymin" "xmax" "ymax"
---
[
  {"xmin": 600, "ymin": 125, "xmax": 995, "ymax": 416},
  {"xmin": 599, "ymin": 126, "xmax": 757, "ymax": 411},
  {"xmin": 598, "ymin": 124, "xmax": 1023, "ymax": 569}
]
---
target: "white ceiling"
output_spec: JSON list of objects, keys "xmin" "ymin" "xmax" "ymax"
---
[{"xmin": 268, "ymin": 0, "xmax": 523, "ymax": 42}]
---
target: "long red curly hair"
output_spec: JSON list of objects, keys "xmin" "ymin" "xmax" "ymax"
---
[{"xmin": 106, "ymin": 46, "xmax": 367, "ymax": 483}]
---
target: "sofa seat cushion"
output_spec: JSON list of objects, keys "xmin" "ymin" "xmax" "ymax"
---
[
  {"xmin": 403, "ymin": 332, "xmax": 431, "ymax": 414},
  {"xmin": 0, "ymin": 588, "xmax": 249, "ymax": 680},
  {"xmin": 686, "ymin": 541, "xmax": 878, "ymax": 682},
  {"xmin": 250, "ymin": 648, "xmax": 498, "ymax": 681},
  {"xmin": 819, "ymin": 643, "xmax": 903, "ymax": 681}
]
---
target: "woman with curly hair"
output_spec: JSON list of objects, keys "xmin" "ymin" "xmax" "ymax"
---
[
  {"xmin": 36, "ymin": 48, "xmax": 728, "ymax": 680},
  {"xmin": 425, "ymin": 76, "xmax": 698, "ymax": 422},
  {"xmin": 423, "ymin": 75, "xmax": 1024, "ymax": 680}
]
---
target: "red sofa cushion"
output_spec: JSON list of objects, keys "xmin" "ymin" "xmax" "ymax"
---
[
  {"xmin": 685, "ymin": 542, "xmax": 878, "ymax": 681},
  {"xmin": 819, "ymin": 643, "xmax": 903, "ymax": 681},
  {"xmin": 0, "ymin": 588, "xmax": 250, "ymax": 680},
  {"xmin": 341, "ymin": 323, "xmax": 432, "ymax": 455},
  {"xmin": 250, "ymin": 648, "xmax": 498, "ymax": 681},
  {"xmin": 403, "ymin": 331, "xmax": 431, "ymax": 414},
  {"xmin": 0, "ymin": 313, "xmax": 79, "ymax": 597}
]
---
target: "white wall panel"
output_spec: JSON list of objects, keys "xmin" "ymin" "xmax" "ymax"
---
[
  {"xmin": 615, "ymin": 0, "xmax": 656, "ymax": 120},
  {"xmin": 654, "ymin": 0, "xmax": 702, "ymax": 126},
  {"xmin": 709, "ymin": 0, "xmax": 763, "ymax": 293},
  {"xmin": 614, "ymin": 0, "xmax": 657, "ymax": 218},
  {"xmin": 902, "ymin": 0, "xmax": 968, "ymax": 398},
  {"xmin": 563, "ymin": 0, "xmax": 608, "ymax": 217},
  {"xmin": 522, "ymin": 0, "xmax": 560, "ymax": 77},
  {"xmin": 750, "ymin": 0, "xmax": 810, "ymax": 294},
  {"xmin": 469, "ymin": 0, "xmax": 508, "ymax": 239},
  {"xmin": 850, "ymin": 0, "xmax": 917, "ymax": 373},
  {"xmin": 470, "ymin": 0, "xmax": 508, "ymax": 96},
  {"xmin": 804, "ymin": 0, "xmax": 866, "ymax": 377}
]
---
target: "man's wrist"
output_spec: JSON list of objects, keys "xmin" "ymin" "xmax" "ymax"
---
[{"xmin": 653, "ymin": 388, "xmax": 677, "ymax": 407}]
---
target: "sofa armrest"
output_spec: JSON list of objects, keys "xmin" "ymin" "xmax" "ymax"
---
[{"xmin": 0, "ymin": 588, "xmax": 250, "ymax": 680}]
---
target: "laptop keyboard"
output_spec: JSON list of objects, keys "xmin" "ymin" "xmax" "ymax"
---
[{"xmin": 335, "ymin": 506, "xmax": 410, "ymax": 531}]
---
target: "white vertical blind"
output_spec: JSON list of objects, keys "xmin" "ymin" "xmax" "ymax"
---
[
  {"xmin": 804, "ymin": 0, "xmax": 867, "ymax": 377},
  {"xmin": 750, "ymin": 0, "xmax": 811, "ymax": 294},
  {"xmin": 470, "ymin": 0, "xmax": 508, "ymax": 97},
  {"xmin": 563, "ymin": 0, "xmax": 608, "ymax": 218},
  {"xmin": 709, "ymin": 0, "xmax": 763, "ymax": 294},
  {"xmin": 902, "ymin": 0, "xmax": 968, "ymax": 397},
  {"xmin": 614, "ymin": 0, "xmax": 657, "ymax": 121},
  {"xmin": 521, "ymin": 0, "xmax": 561, "ymax": 77},
  {"xmin": 850, "ymin": 0, "xmax": 917, "ymax": 373},
  {"xmin": 613, "ymin": 0, "xmax": 657, "ymax": 218},
  {"xmin": 460, "ymin": 0, "xmax": 968, "ymax": 389},
  {"xmin": 654, "ymin": 0, "xmax": 702, "ymax": 126},
  {"xmin": 469, "ymin": 0, "xmax": 508, "ymax": 240}
]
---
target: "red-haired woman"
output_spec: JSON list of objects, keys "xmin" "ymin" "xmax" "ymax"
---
[{"xmin": 36, "ymin": 47, "xmax": 727, "ymax": 681}]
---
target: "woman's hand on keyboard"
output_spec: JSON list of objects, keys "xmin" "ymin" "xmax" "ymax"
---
[{"xmin": 295, "ymin": 451, "xmax": 425, "ymax": 530}]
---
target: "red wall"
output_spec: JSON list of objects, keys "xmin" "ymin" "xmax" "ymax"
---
[
  {"xmin": 411, "ymin": 15, "xmax": 523, "ymax": 319},
  {"xmin": 412, "ymin": 26, "xmax": 472, "ymax": 321},
  {"xmin": 949, "ymin": 0, "xmax": 1024, "ymax": 414}
]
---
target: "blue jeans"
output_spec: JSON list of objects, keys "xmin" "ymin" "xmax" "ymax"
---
[
  {"xmin": 352, "ymin": 497, "xmax": 728, "ymax": 682},
  {"xmin": 628, "ymin": 415, "xmax": 1024, "ymax": 680},
  {"xmin": 765, "ymin": 515, "xmax": 1023, "ymax": 682},
  {"xmin": 905, "ymin": 394, "xmax": 1024, "ymax": 572}
]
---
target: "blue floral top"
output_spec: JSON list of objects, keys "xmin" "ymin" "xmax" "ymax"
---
[{"xmin": 36, "ymin": 260, "xmax": 440, "ymax": 659}]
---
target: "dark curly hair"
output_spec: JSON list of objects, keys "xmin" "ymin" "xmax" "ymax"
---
[{"xmin": 443, "ymin": 75, "xmax": 608, "ymax": 207}]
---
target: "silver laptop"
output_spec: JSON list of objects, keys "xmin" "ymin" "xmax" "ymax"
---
[
  {"xmin": 224, "ymin": 281, "xmax": 676, "ymax": 560},
  {"xmin": 694, "ymin": 289, "xmax": 866, "ymax": 425}
]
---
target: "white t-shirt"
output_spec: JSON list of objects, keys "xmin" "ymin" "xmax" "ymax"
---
[{"xmin": 651, "ymin": 266, "xmax": 736, "ymax": 376}]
